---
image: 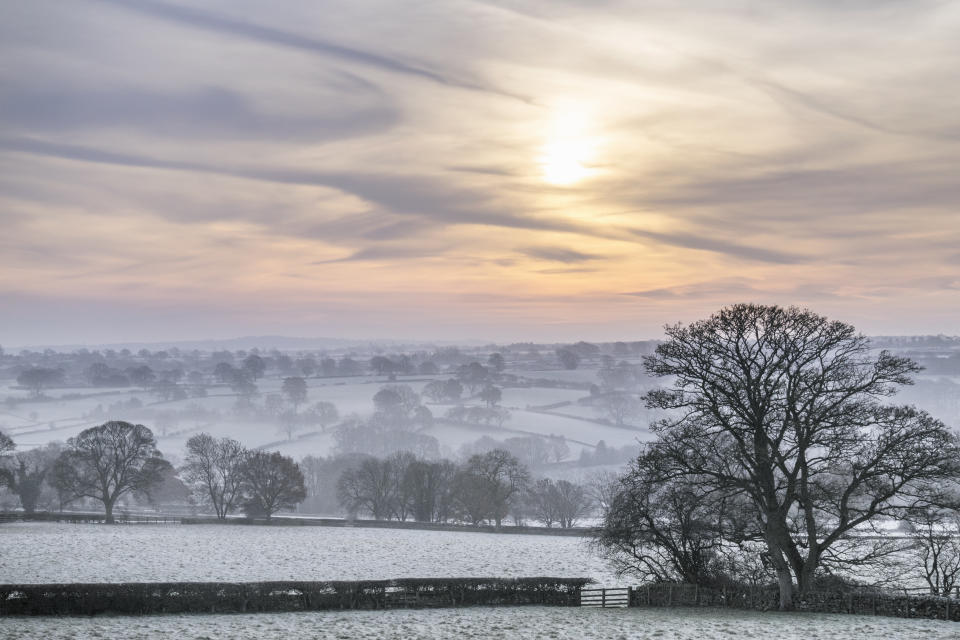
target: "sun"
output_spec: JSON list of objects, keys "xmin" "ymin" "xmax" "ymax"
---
[
  {"xmin": 541, "ymin": 139, "xmax": 592, "ymax": 186},
  {"xmin": 538, "ymin": 108, "xmax": 596, "ymax": 186}
]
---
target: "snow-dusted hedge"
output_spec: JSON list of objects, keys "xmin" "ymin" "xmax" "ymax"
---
[
  {"xmin": 631, "ymin": 583, "xmax": 960, "ymax": 621},
  {"xmin": 0, "ymin": 577, "xmax": 592, "ymax": 616}
]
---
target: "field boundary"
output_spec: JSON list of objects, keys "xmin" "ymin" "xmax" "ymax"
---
[
  {"xmin": 626, "ymin": 582, "xmax": 960, "ymax": 622},
  {"xmin": 0, "ymin": 577, "xmax": 592, "ymax": 616},
  {"xmin": 181, "ymin": 514, "xmax": 594, "ymax": 536}
]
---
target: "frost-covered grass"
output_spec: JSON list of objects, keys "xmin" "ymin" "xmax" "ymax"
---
[
  {"xmin": 499, "ymin": 387, "xmax": 586, "ymax": 408},
  {"xmin": 507, "ymin": 410, "xmax": 644, "ymax": 449},
  {"xmin": 509, "ymin": 368, "xmax": 603, "ymax": 384},
  {"xmin": 1, "ymin": 605, "xmax": 956, "ymax": 639},
  {"xmin": 0, "ymin": 522, "xmax": 618, "ymax": 584}
]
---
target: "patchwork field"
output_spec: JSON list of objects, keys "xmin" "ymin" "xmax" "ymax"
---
[
  {"xmin": 1, "ymin": 605, "xmax": 956, "ymax": 640},
  {"xmin": 1, "ymin": 371, "xmax": 637, "ymax": 462}
]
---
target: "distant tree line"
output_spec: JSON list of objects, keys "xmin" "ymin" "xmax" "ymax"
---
[
  {"xmin": 335, "ymin": 449, "xmax": 591, "ymax": 528},
  {"xmin": 1, "ymin": 425, "xmax": 590, "ymax": 529}
]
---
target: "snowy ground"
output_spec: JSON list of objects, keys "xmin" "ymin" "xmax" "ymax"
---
[
  {"xmin": 0, "ymin": 522, "xmax": 618, "ymax": 584},
  {"xmin": 1, "ymin": 605, "xmax": 956, "ymax": 640}
]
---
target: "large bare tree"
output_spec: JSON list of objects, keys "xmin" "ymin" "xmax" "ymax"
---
[
  {"xmin": 643, "ymin": 304, "xmax": 960, "ymax": 609},
  {"xmin": 51, "ymin": 421, "xmax": 170, "ymax": 523}
]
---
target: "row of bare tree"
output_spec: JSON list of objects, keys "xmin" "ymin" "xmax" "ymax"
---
[
  {"xmin": 0, "ymin": 423, "xmax": 306, "ymax": 523},
  {"xmin": 336, "ymin": 450, "xmax": 592, "ymax": 528}
]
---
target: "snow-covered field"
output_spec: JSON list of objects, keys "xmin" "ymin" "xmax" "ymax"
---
[
  {"xmin": 499, "ymin": 387, "xmax": 586, "ymax": 408},
  {"xmin": 1, "ymin": 605, "xmax": 955, "ymax": 639},
  {"xmin": 509, "ymin": 368, "xmax": 603, "ymax": 384},
  {"xmin": 0, "ymin": 522, "xmax": 618, "ymax": 584}
]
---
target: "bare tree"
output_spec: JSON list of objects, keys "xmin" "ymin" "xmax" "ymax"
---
[
  {"xmin": 278, "ymin": 409, "xmax": 300, "ymax": 441},
  {"xmin": 51, "ymin": 421, "xmax": 171, "ymax": 523},
  {"xmin": 546, "ymin": 436, "xmax": 570, "ymax": 463},
  {"xmin": 643, "ymin": 303, "xmax": 960, "ymax": 609},
  {"xmin": 594, "ymin": 450, "xmax": 745, "ymax": 585},
  {"xmin": 527, "ymin": 479, "xmax": 559, "ymax": 527},
  {"xmin": 401, "ymin": 458, "xmax": 457, "ymax": 523},
  {"xmin": 487, "ymin": 352, "xmax": 506, "ymax": 373},
  {"xmin": 16, "ymin": 368, "xmax": 64, "ymax": 397},
  {"xmin": 479, "ymin": 385, "xmax": 502, "ymax": 407},
  {"xmin": 0, "ymin": 431, "xmax": 13, "ymax": 489},
  {"xmin": 455, "ymin": 449, "xmax": 529, "ymax": 527},
  {"xmin": 908, "ymin": 508, "xmax": 960, "ymax": 596},
  {"xmin": 229, "ymin": 370, "xmax": 259, "ymax": 406},
  {"xmin": 585, "ymin": 470, "xmax": 621, "ymax": 516},
  {"xmin": 240, "ymin": 451, "xmax": 306, "ymax": 519},
  {"xmin": 337, "ymin": 456, "xmax": 396, "ymax": 520},
  {"xmin": 552, "ymin": 479, "xmax": 592, "ymax": 528},
  {"xmin": 181, "ymin": 433, "xmax": 247, "ymax": 519},
  {"xmin": 8, "ymin": 443, "xmax": 62, "ymax": 513},
  {"xmin": 597, "ymin": 392, "xmax": 641, "ymax": 426},
  {"xmin": 282, "ymin": 376, "xmax": 308, "ymax": 411},
  {"xmin": 310, "ymin": 401, "xmax": 339, "ymax": 431},
  {"xmin": 242, "ymin": 354, "xmax": 266, "ymax": 381}
]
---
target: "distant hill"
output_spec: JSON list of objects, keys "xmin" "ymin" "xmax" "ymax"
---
[{"xmin": 13, "ymin": 335, "xmax": 482, "ymax": 353}]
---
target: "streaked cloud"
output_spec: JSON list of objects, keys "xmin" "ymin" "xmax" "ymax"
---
[
  {"xmin": 519, "ymin": 247, "xmax": 600, "ymax": 263},
  {"xmin": 1, "ymin": 0, "xmax": 957, "ymax": 345}
]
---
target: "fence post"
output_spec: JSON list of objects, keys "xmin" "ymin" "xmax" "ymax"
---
[
  {"xmin": 667, "ymin": 584, "xmax": 673, "ymax": 607},
  {"xmin": 602, "ymin": 589, "xmax": 606, "ymax": 608},
  {"xmin": 627, "ymin": 586, "xmax": 632, "ymax": 608}
]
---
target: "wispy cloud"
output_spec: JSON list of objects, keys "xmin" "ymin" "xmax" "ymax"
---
[
  {"xmin": 0, "ymin": 80, "xmax": 398, "ymax": 141},
  {"xmin": 0, "ymin": 137, "xmax": 617, "ymax": 240},
  {"xmin": 629, "ymin": 228, "xmax": 807, "ymax": 265},
  {"xmin": 519, "ymin": 246, "xmax": 600, "ymax": 263},
  {"xmin": 93, "ymin": 0, "xmax": 529, "ymax": 102}
]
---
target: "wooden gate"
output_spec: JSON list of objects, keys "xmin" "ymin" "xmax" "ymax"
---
[{"xmin": 580, "ymin": 587, "xmax": 630, "ymax": 608}]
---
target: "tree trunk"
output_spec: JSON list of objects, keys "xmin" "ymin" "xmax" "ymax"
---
[
  {"xmin": 764, "ymin": 523, "xmax": 795, "ymax": 610},
  {"xmin": 104, "ymin": 499, "xmax": 115, "ymax": 524},
  {"xmin": 777, "ymin": 567, "xmax": 794, "ymax": 610},
  {"xmin": 797, "ymin": 551, "xmax": 820, "ymax": 597}
]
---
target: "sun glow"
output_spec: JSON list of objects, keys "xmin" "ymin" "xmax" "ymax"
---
[
  {"xmin": 541, "ymin": 139, "xmax": 592, "ymax": 185},
  {"xmin": 539, "ymin": 108, "xmax": 597, "ymax": 186}
]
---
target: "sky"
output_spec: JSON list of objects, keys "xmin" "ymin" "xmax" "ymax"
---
[{"xmin": 1, "ymin": 0, "xmax": 959, "ymax": 347}]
